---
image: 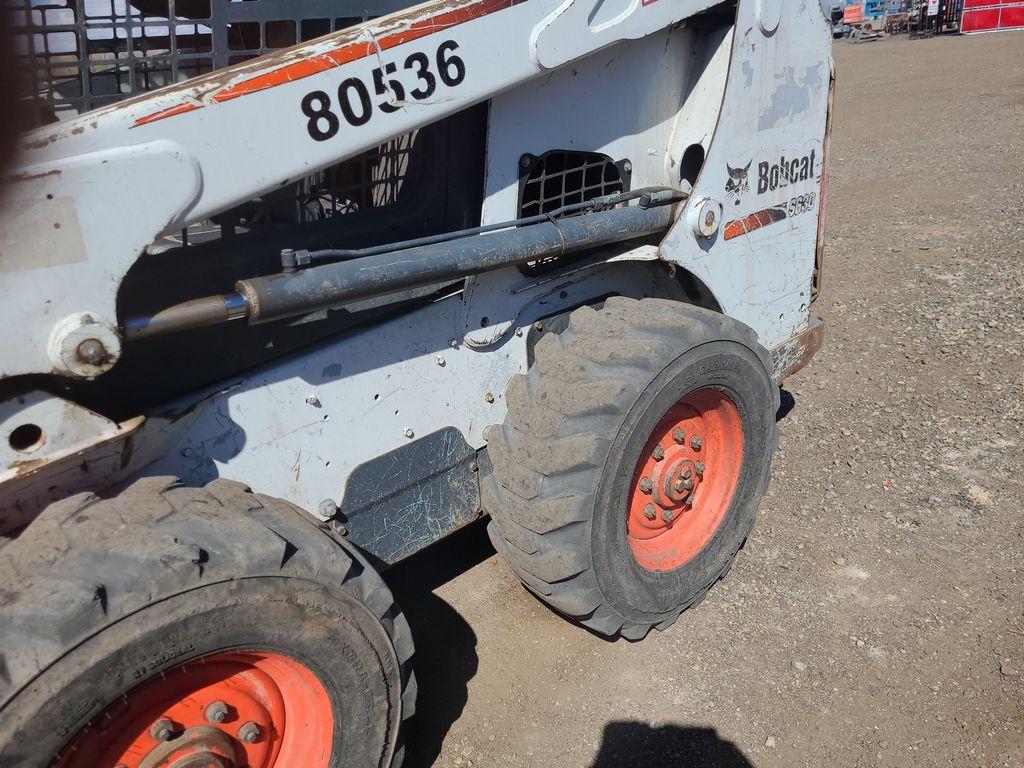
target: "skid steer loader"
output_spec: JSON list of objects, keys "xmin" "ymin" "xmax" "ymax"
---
[{"xmin": 0, "ymin": 0, "xmax": 832, "ymax": 764}]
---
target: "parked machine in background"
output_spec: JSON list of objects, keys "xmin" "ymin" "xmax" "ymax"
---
[{"xmin": 0, "ymin": 0, "xmax": 832, "ymax": 765}]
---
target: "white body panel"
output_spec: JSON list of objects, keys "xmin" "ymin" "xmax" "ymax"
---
[{"xmin": 0, "ymin": 0, "xmax": 833, "ymax": 534}]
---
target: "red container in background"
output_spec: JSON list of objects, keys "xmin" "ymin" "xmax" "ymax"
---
[{"xmin": 961, "ymin": 0, "xmax": 1024, "ymax": 32}]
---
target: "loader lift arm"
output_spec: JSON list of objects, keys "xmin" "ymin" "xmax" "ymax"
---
[{"xmin": 1, "ymin": 0, "xmax": 720, "ymax": 381}]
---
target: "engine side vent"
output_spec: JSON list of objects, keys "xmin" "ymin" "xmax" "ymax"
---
[
  {"xmin": 518, "ymin": 150, "xmax": 630, "ymax": 218},
  {"xmin": 516, "ymin": 149, "xmax": 631, "ymax": 276}
]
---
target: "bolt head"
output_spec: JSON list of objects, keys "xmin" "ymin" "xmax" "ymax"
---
[
  {"xmin": 533, "ymin": 321, "xmax": 544, "ymax": 332},
  {"xmin": 238, "ymin": 721, "xmax": 261, "ymax": 744},
  {"xmin": 672, "ymin": 428, "xmax": 686, "ymax": 444},
  {"xmin": 305, "ymin": 395, "xmax": 320, "ymax": 406},
  {"xmin": 652, "ymin": 445, "xmax": 665, "ymax": 461},
  {"xmin": 484, "ymin": 392, "xmax": 495, "ymax": 404},
  {"xmin": 662, "ymin": 509, "xmax": 675, "ymax": 523},
  {"xmin": 404, "ymin": 428, "xmax": 414, "ymax": 438},
  {"xmin": 643, "ymin": 504, "xmax": 657, "ymax": 521},
  {"xmin": 435, "ymin": 355, "xmax": 446, "ymax": 366},
  {"xmin": 695, "ymin": 461, "xmax": 706, "ymax": 475},
  {"xmin": 681, "ymin": 467, "xmax": 693, "ymax": 479},
  {"xmin": 317, "ymin": 498, "xmax": 338, "ymax": 521},
  {"xmin": 639, "ymin": 477, "xmax": 653, "ymax": 494},
  {"xmin": 673, "ymin": 480, "xmax": 687, "ymax": 494},
  {"xmin": 205, "ymin": 700, "xmax": 229, "ymax": 724},
  {"xmin": 691, "ymin": 197, "xmax": 723, "ymax": 239},
  {"xmin": 150, "ymin": 718, "xmax": 175, "ymax": 742},
  {"xmin": 690, "ymin": 435, "xmax": 703, "ymax": 451},
  {"xmin": 76, "ymin": 338, "xmax": 108, "ymax": 366}
]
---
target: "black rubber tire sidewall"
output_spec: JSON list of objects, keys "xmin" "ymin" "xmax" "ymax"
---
[
  {"xmin": 0, "ymin": 577, "xmax": 401, "ymax": 768},
  {"xmin": 591, "ymin": 339, "xmax": 776, "ymax": 624}
]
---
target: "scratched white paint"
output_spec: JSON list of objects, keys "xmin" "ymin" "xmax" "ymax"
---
[{"xmin": 0, "ymin": 0, "xmax": 833, "ymax": 522}]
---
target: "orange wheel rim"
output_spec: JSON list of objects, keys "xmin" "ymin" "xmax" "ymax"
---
[
  {"xmin": 56, "ymin": 651, "xmax": 333, "ymax": 768},
  {"xmin": 627, "ymin": 388, "xmax": 744, "ymax": 571}
]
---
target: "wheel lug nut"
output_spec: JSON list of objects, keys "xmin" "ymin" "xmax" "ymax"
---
[
  {"xmin": 643, "ymin": 504, "xmax": 657, "ymax": 521},
  {"xmin": 695, "ymin": 461, "xmax": 706, "ymax": 475},
  {"xmin": 639, "ymin": 477, "xmax": 653, "ymax": 494},
  {"xmin": 150, "ymin": 718, "xmax": 175, "ymax": 742},
  {"xmin": 690, "ymin": 435, "xmax": 703, "ymax": 451},
  {"xmin": 662, "ymin": 509, "xmax": 675, "ymax": 523},
  {"xmin": 672, "ymin": 428, "xmax": 686, "ymax": 444},
  {"xmin": 205, "ymin": 700, "xmax": 229, "ymax": 724},
  {"xmin": 652, "ymin": 446, "xmax": 665, "ymax": 461},
  {"xmin": 238, "ymin": 721, "xmax": 261, "ymax": 743}
]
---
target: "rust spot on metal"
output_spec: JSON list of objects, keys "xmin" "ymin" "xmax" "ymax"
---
[
  {"xmin": 773, "ymin": 318, "xmax": 825, "ymax": 383},
  {"xmin": 9, "ymin": 457, "xmax": 48, "ymax": 476},
  {"xmin": 5, "ymin": 168, "xmax": 61, "ymax": 183},
  {"xmin": 20, "ymin": 133, "xmax": 60, "ymax": 151}
]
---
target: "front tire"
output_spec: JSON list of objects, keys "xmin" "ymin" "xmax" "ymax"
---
[
  {"xmin": 483, "ymin": 297, "xmax": 779, "ymax": 639},
  {"xmin": 0, "ymin": 477, "xmax": 415, "ymax": 768}
]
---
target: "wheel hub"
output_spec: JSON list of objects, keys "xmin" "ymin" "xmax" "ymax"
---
[
  {"xmin": 650, "ymin": 454, "xmax": 703, "ymax": 513},
  {"xmin": 55, "ymin": 652, "xmax": 333, "ymax": 768},
  {"xmin": 139, "ymin": 726, "xmax": 236, "ymax": 768},
  {"xmin": 626, "ymin": 388, "xmax": 744, "ymax": 571}
]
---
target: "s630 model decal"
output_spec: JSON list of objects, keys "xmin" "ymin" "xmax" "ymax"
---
[
  {"xmin": 301, "ymin": 40, "xmax": 466, "ymax": 142},
  {"xmin": 786, "ymin": 191, "xmax": 816, "ymax": 217}
]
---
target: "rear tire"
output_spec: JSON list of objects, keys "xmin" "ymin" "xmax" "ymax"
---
[
  {"xmin": 483, "ymin": 297, "xmax": 779, "ymax": 640},
  {"xmin": 0, "ymin": 477, "xmax": 415, "ymax": 768}
]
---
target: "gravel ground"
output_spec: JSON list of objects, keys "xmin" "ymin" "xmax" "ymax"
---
[{"xmin": 389, "ymin": 32, "xmax": 1024, "ymax": 768}]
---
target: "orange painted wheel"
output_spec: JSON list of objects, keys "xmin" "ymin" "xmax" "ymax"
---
[
  {"xmin": 55, "ymin": 650, "xmax": 333, "ymax": 768},
  {"xmin": 627, "ymin": 388, "xmax": 744, "ymax": 571}
]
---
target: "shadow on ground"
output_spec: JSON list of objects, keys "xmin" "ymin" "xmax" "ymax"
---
[
  {"xmin": 385, "ymin": 518, "xmax": 494, "ymax": 768},
  {"xmin": 777, "ymin": 387, "xmax": 796, "ymax": 422},
  {"xmin": 591, "ymin": 723, "xmax": 754, "ymax": 768}
]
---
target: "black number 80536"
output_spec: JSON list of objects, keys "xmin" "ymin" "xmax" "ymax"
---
[{"xmin": 301, "ymin": 40, "xmax": 466, "ymax": 142}]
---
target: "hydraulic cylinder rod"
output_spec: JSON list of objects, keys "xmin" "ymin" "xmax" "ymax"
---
[
  {"xmin": 238, "ymin": 202, "xmax": 676, "ymax": 325},
  {"xmin": 123, "ymin": 198, "xmax": 679, "ymax": 340}
]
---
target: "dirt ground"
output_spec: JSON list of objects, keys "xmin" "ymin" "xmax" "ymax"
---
[{"xmin": 387, "ymin": 31, "xmax": 1024, "ymax": 768}]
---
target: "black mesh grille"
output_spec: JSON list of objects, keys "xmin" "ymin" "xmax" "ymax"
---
[
  {"xmin": 519, "ymin": 150, "xmax": 627, "ymax": 218},
  {"xmin": 516, "ymin": 150, "xmax": 631, "ymax": 276}
]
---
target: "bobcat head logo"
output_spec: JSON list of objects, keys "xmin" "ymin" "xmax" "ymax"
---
[{"xmin": 725, "ymin": 161, "xmax": 752, "ymax": 205}]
